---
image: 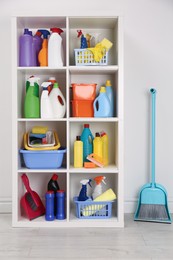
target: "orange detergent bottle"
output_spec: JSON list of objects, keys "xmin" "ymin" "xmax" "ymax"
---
[{"xmin": 38, "ymin": 30, "xmax": 50, "ymax": 66}]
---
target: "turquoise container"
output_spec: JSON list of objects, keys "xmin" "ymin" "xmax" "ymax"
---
[
  {"xmin": 93, "ymin": 86, "xmax": 111, "ymax": 117},
  {"xmin": 106, "ymin": 80, "xmax": 114, "ymax": 117},
  {"xmin": 80, "ymin": 124, "xmax": 94, "ymax": 162}
]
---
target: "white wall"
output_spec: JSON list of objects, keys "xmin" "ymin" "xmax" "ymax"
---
[{"xmin": 0, "ymin": 0, "xmax": 173, "ymax": 213}]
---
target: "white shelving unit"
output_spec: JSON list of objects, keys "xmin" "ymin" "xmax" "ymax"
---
[{"xmin": 12, "ymin": 16, "xmax": 124, "ymax": 227}]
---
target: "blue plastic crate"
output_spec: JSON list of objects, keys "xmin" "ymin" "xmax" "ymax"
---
[
  {"xmin": 73, "ymin": 196, "xmax": 114, "ymax": 219},
  {"xmin": 20, "ymin": 147, "xmax": 66, "ymax": 169},
  {"xmin": 74, "ymin": 49, "xmax": 108, "ymax": 66}
]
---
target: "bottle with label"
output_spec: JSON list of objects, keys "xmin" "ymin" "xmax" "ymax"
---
[
  {"xmin": 24, "ymin": 77, "xmax": 40, "ymax": 118},
  {"xmin": 40, "ymin": 82, "xmax": 53, "ymax": 119},
  {"xmin": 105, "ymin": 80, "xmax": 114, "ymax": 117},
  {"xmin": 93, "ymin": 86, "xmax": 111, "ymax": 117},
  {"xmin": 38, "ymin": 30, "xmax": 50, "ymax": 66},
  {"xmin": 48, "ymin": 27, "xmax": 64, "ymax": 67},
  {"xmin": 56, "ymin": 190, "xmax": 66, "ymax": 220},
  {"xmin": 49, "ymin": 82, "xmax": 66, "ymax": 118},
  {"xmin": 47, "ymin": 174, "xmax": 60, "ymax": 215},
  {"xmin": 80, "ymin": 124, "xmax": 94, "ymax": 162},
  {"xmin": 48, "ymin": 76, "xmax": 56, "ymax": 94},
  {"xmin": 100, "ymin": 131, "xmax": 109, "ymax": 166},
  {"xmin": 93, "ymin": 132, "xmax": 103, "ymax": 159},
  {"xmin": 74, "ymin": 136, "xmax": 83, "ymax": 168},
  {"xmin": 45, "ymin": 191, "xmax": 55, "ymax": 221}
]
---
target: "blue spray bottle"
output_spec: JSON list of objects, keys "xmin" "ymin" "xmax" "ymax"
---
[
  {"xmin": 78, "ymin": 179, "xmax": 92, "ymax": 201},
  {"xmin": 77, "ymin": 30, "xmax": 88, "ymax": 48}
]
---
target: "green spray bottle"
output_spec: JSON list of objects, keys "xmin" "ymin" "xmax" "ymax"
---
[{"xmin": 24, "ymin": 77, "xmax": 40, "ymax": 118}]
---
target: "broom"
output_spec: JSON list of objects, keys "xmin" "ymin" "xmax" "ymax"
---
[{"xmin": 134, "ymin": 88, "xmax": 171, "ymax": 223}]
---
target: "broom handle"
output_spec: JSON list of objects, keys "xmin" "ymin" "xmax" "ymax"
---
[{"xmin": 150, "ymin": 88, "xmax": 156, "ymax": 187}]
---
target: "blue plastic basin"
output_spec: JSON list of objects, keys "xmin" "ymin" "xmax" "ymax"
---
[{"xmin": 20, "ymin": 147, "xmax": 66, "ymax": 169}]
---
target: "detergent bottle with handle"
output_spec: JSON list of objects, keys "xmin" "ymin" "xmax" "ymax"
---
[
  {"xmin": 38, "ymin": 30, "xmax": 50, "ymax": 66},
  {"xmin": 49, "ymin": 82, "xmax": 66, "ymax": 118},
  {"xmin": 78, "ymin": 179, "xmax": 92, "ymax": 201},
  {"xmin": 48, "ymin": 28, "xmax": 64, "ymax": 67},
  {"xmin": 100, "ymin": 131, "xmax": 109, "ymax": 166},
  {"xmin": 93, "ymin": 86, "xmax": 111, "ymax": 117},
  {"xmin": 41, "ymin": 82, "xmax": 53, "ymax": 119},
  {"xmin": 24, "ymin": 77, "xmax": 40, "ymax": 118},
  {"xmin": 105, "ymin": 80, "xmax": 114, "ymax": 117},
  {"xmin": 92, "ymin": 176, "xmax": 106, "ymax": 200},
  {"xmin": 81, "ymin": 124, "xmax": 94, "ymax": 162}
]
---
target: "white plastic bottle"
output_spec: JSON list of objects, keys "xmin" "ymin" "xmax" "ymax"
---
[
  {"xmin": 49, "ymin": 82, "xmax": 66, "ymax": 118},
  {"xmin": 41, "ymin": 82, "xmax": 53, "ymax": 119},
  {"xmin": 48, "ymin": 27, "xmax": 64, "ymax": 67}
]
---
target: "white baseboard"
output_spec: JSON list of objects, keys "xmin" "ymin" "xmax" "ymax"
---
[
  {"xmin": 0, "ymin": 198, "xmax": 12, "ymax": 213},
  {"xmin": 1, "ymin": 198, "xmax": 173, "ymax": 214}
]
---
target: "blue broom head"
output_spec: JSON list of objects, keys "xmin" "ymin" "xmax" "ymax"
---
[{"xmin": 134, "ymin": 183, "xmax": 172, "ymax": 223}]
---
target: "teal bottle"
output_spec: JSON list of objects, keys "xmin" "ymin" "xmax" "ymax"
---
[
  {"xmin": 93, "ymin": 86, "xmax": 111, "ymax": 117},
  {"xmin": 80, "ymin": 124, "xmax": 94, "ymax": 162},
  {"xmin": 106, "ymin": 80, "xmax": 114, "ymax": 117}
]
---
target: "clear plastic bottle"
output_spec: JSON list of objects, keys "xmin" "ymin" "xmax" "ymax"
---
[
  {"xmin": 80, "ymin": 124, "xmax": 94, "ymax": 162},
  {"xmin": 74, "ymin": 136, "xmax": 83, "ymax": 168},
  {"xmin": 93, "ymin": 132, "xmax": 103, "ymax": 159}
]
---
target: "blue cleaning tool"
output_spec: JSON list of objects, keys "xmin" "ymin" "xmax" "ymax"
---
[
  {"xmin": 134, "ymin": 88, "xmax": 172, "ymax": 223},
  {"xmin": 78, "ymin": 179, "xmax": 92, "ymax": 201}
]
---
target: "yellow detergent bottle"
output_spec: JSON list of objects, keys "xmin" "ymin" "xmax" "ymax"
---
[
  {"xmin": 93, "ymin": 132, "xmax": 103, "ymax": 160},
  {"xmin": 74, "ymin": 136, "xmax": 83, "ymax": 168},
  {"xmin": 100, "ymin": 131, "xmax": 109, "ymax": 166}
]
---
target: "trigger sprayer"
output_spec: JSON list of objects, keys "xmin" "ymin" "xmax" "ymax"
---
[
  {"xmin": 92, "ymin": 176, "xmax": 106, "ymax": 200},
  {"xmin": 78, "ymin": 179, "xmax": 92, "ymax": 201},
  {"xmin": 77, "ymin": 29, "xmax": 87, "ymax": 49}
]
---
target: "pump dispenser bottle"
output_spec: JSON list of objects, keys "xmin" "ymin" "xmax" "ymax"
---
[{"xmin": 48, "ymin": 28, "xmax": 64, "ymax": 67}]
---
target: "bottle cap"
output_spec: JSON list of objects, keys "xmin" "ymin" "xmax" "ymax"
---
[
  {"xmin": 84, "ymin": 124, "xmax": 89, "ymax": 128},
  {"xmin": 35, "ymin": 31, "xmax": 42, "ymax": 37},
  {"xmin": 53, "ymin": 82, "xmax": 59, "ymax": 88},
  {"xmin": 106, "ymin": 80, "xmax": 111, "ymax": 86},
  {"xmin": 52, "ymin": 174, "xmax": 58, "ymax": 181},
  {"xmin": 50, "ymin": 28, "xmax": 64, "ymax": 35},
  {"xmin": 100, "ymin": 86, "xmax": 106, "ymax": 93},
  {"xmin": 76, "ymin": 136, "xmax": 81, "ymax": 140},
  {"xmin": 95, "ymin": 132, "xmax": 100, "ymax": 137}
]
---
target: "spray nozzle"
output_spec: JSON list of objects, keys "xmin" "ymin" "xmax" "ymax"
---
[
  {"xmin": 38, "ymin": 29, "xmax": 50, "ymax": 39},
  {"xmin": 80, "ymin": 179, "xmax": 92, "ymax": 188},
  {"xmin": 93, "ymin": 176, "xmax": 106, "ymax": 185},
  {"xmin": 41, "ymin": 82, "xmax": 52, "ymax": 89},
  {"xmin": 50, "ymin": 28, "xmax": 63, "ymax": 35},
  {"xmin": 77, "ymin": 30, "xmax": 83, "ymax": 38},
  {"xmin": 28, "ymin": 77, "xmax": 40, "ymax": 86}
]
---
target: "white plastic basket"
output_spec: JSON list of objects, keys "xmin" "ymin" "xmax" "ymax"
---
[{"xmin": 74, "ymin": 48, "xmax": 108, "ymax": 66}]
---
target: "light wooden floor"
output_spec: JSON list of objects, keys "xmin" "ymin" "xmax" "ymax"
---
[{"xmin": 0, "ymin": 214, "xmax": 173, "ymax": 259}]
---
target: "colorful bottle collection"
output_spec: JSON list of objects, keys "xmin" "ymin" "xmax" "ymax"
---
[
  {"xmin": 24, "ymin": 77, "xmax": 66, "ymax": 119},
  {"xmin": 19, "ymin": 27, "xmax": 64, "ymax": 67}
]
